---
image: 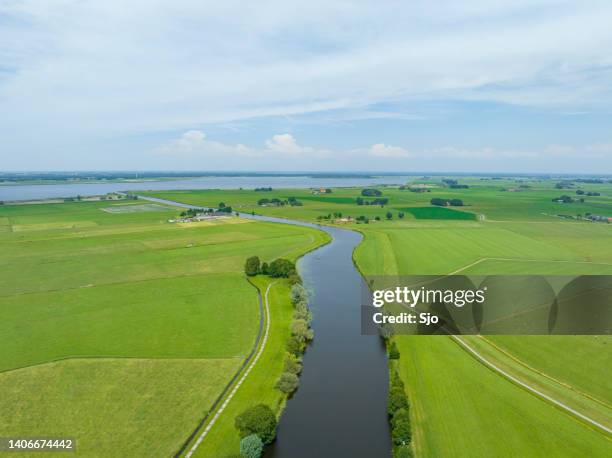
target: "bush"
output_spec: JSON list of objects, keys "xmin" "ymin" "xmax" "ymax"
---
[
  {"xmin": 291, "ymin": 284, "xmax": 308, "ymax": 305},
  {"xmin": 390, "ymin": 370, "xmax": 404, "ymax": 390},
  {"xmin": 284, "ymin": 354, "xmax": 303, "ymax": 375},
  {"xmin": 392, "ymin": 408, "xmax": 410, "ymax": 428},
  {"xmin": 293, "ymin": 303, "xmax": 312, "ymax": 323},
  {"xmin": 291, "ymin": 319, "xmax": 314, "ymax": 342},
  {"xmin": 431, "ymin": 197, "xmax": 463, "ymax": 206},
  {"xmin": 235, "ymin": 404, "xmax": 277, "ymax": 444},
  {"xmin": 388, "ymin": 341, "xmax": 400, "ymax": 359},
  {"xmin": 268, "ymin": 258, "xmax": 296, "ymax": 278},
  {"xmin": 388, "ymin": 387, "xmax": 408, "ymax": 415},
  {"xmin": 239, "ymin": 434, "xmax": 263, "ymax": 458},
  {"xmin": 275, "ymin": 372, "xmax": 300, "ymax": 394},
  {"xmin": 286, "ymin": 335, "xmax": 303, "ymax": 355},
  {"xmin": 245, "ymin": 256, "xmax": 260, "ymax": 276},
  {"xmin": 392, "ymin": 420, "xmax": 412, "ymax": 445}
]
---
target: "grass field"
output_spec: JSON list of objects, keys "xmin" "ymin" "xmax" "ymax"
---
[
  {"xmin": 0, "ymin": 199, "xmax": 329, "ymax": 456},
  {"xmin": 348, "ymin": 180, "xmax": 612, "ymax": 457},
  {"xmin": 145, "ymin": 178, "xmax": 612, "ymax": 457},
  {"xmin": 139, "ymin": 176, "xmax": 611, "ymax": 224},
  {"xmin": 395, "ymin": 336, "xmax": 611, "ymax": 458},
  {"xmin": 190, "ymin": 277, "xmax": 297, "ymax": 457},
  {"xmin": 401, "ymin": 206, "xmax": 476, "ymax": 220}
]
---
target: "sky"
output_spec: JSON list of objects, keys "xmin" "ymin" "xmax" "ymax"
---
[{"xmin": 1, "ymin": 0, "xmax": 612, "ymax": 173}]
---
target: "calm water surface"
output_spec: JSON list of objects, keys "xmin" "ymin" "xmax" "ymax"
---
[{"xmin": 0, "ymin": 176, "xmax": 409, "ymax": 202}]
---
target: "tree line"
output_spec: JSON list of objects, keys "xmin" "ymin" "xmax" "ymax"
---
[
  {"xmin": 430, "ymin": 197, "xmax": 464, "ymax": 206},
  {"xmin": 379, "ymin": 325, "xmax": 413, "ymax": 457},
  {"xmin": 257, "ymin": 197, "xmax": 303, "ymax": 207}
]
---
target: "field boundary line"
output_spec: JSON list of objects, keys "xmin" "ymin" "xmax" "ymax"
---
[
  {"xmin": 0, "ymin": 355, "xmax": 242, "ymax": 376},
  {"xmin": 479, "ymin": 336, "xmax": 612, "ymax": 410},
  {"xmin": 181, "ymin": 281, "xmax": 275, "ymax": 458},
  {"xmin": 448, "ymin": 257, "xmax": 612, "ymax": 275},
  {"xmin": 450, "ymin": 335, "xmax": 612, "ymax": 436}
]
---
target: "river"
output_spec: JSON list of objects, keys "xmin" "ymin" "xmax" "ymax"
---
[{"xmin": 138, "ymin": 195, "xmax": 392, "ymax": 457}]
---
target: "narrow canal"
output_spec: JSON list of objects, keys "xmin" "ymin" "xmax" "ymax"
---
[{"xmin": 138, "ymin": 195, "xmax": 392, "ymax": 457}]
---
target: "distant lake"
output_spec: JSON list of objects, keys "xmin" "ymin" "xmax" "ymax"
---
[{"xmin": 0, "ymin": 175, "xmax": 410, "ymax": 202}]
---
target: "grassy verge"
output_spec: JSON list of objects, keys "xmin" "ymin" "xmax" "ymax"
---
[{"xmin": 190, "ymin": 277, "xmax": 294, "ymax": 457}]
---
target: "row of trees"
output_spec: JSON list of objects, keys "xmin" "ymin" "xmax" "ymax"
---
[
  {"xmin": 277, "ymin": 283, "xmax": 313, "ymax": 394},
  {"xmin": 179, "ymin": 207, "xmax": 205, "ymax": 218},
  {"xmin": 431, "ymin": 198, "xmax": 464, "ymax": 207},
  {"xmin": 356, "ymin": 197, "xmax": 389, "ymax": 206},
  {"xmin": 399, "ymin": 185, "xmax": 431, "ymax": 193},
  {"xmin": 245, "ymin": 256, "xmax": 298, "ymax": 280},
  {"xmin": 379, "ymin": 320, "xmax": 412, "ymax": 456},
  {"xmin": 576, "ymin": 189, "xmax": 601, "ymax": 196},
  {"xmin": 254, "ymin": 187, "xmax": 273, "ymax": 191},
  {"xmin": 217, "ymin": 202, "xmax": 233, "ymax": 213},
  {"xmin": 317, "ymin": 212, "xmax": 405, "ymax": 224},
  {"xmin": 361, "ymin": 188, "xmax": 383, "ymax": 197},
  {"xmin": 553, "ymin": 195, "xmax": 585, "ymax": 204},
  {"xmin": 257, "ymin": 197, "xmax": 303, "ymax": 207},
  {"xmin": 389, "ymin": 368, "xmax": 412, "ymax": 457}
]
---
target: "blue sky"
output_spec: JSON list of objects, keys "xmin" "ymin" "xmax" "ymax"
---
[{"xmin": 1, "ymin": 0, "xmax": 611, "ymax": 173}]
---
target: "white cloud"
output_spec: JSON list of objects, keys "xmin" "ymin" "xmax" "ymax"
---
[
  {"xmin": 265, "ymin": 134, "xmax": 309, "ymax": 155},
  {"xmin": 369, "ymin": 143, "xmax": 410, "ymax": 158},
  {"xmin": 154, "ymin": 130, "xmax": 256, "ymax": 157}
]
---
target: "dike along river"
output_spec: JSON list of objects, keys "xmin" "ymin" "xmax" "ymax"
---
[{"xmin": 140, "ymin": 196, "xmax": 392, "ymax": 457}]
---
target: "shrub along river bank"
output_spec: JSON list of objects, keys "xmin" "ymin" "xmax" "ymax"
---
[{"xmin": 230, "ymin": 256, "xmax": 315, "ymax": 458}]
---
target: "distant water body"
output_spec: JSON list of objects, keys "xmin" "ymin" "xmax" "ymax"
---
[{"xmin": 0, "ymin": 176, "xmax": 411, "ymax": 202}]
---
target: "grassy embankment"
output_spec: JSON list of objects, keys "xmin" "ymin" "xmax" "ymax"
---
[{"xmin": 0, "ymin": 199, "xmax": 328, "ymax": 457}]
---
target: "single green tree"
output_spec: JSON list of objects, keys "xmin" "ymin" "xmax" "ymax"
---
[
  {"xmin": 239, "ymin": 434, "xmax": 263, "ymax": 458},
  {"xmin": 290, "ymin": 284, "xmax": 308, "ymax": 305},
  {"xmin": 286, "ymin": 335, "xmax": 303, "ymax": 355},
  {"xmin": 386, "ymin": 211, "xmax": 393, "ymax": 220},
  {"xmin": 245, "ymin": 256, "xmax": 261, "ymax": 276},
  {"xmin": 291, "ymin": 319, "xmax": 314, "ymax": 342},
  {"xmin": 284, "ymin": 354, "xmax": 303, "ymax": 375},
  {"xmin": 234, "ymin": 404, "xmax": 277, "ymax": 444},
  {"xmin": 275, "ymin": 372, "xmax": 300, "ymax": 394}
]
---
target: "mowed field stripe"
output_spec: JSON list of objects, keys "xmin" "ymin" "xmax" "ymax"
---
[
  {"xmin": 451, "ymin": 335, "xmax": 612, "ymax": 435},
  {"xmin": 184, "ymin": 281, "xmax": 275, "ymax": 458}
]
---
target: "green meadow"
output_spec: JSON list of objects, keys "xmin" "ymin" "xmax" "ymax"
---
[
  {"xmin": 145, "ymin": 177, "xmax": 612, "ymax": 457},
  {"xmin": 0, "ymin": 199, "xmax": 328, "ymax": 456}
]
